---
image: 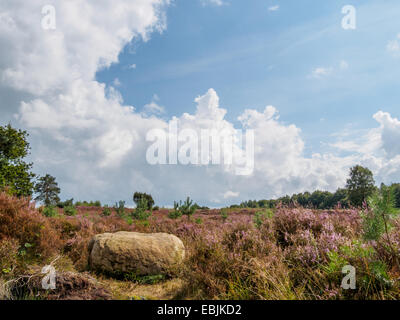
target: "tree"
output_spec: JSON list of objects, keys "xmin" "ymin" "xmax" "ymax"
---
[
  {"xmin": 34, "ymin": 174, "xmax": 61, "ymax": 206},
  {"xmin": 0, "ymin": 124, "xmax": 35, "ymax": 197},
  {"xmin": 331, "ymin": 188, "xmax": 349, "ymax": 208},
  {"xmin": 346, "ymin": 165, "xmax": 376, "ymax": 207},
  {"xmin": 390, "ymin": 183, "xmax": 400, "ymax": 208},
  {"xmin": 179, "ymin": 197, "xmax": 196, "ymax": 220},
  {"xmin": 133, "ymin": 192, "xmax": 154, "ymax": 210}
]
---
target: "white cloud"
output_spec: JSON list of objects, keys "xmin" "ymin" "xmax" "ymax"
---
[
  {"xmin": 373, "ymin": 111, "xmax": 400, "ymax": 158},
  {"xmin": 143, "ymin": 103, "xmax": 165, "ymax": 117},
  {"xmin": 223, "ymin": 191, "xmax": 239, "ymax": 199},
  {"xmin": 340, "ymin": 60, "xmax": 349, "ymax": 70},
  {"xmin": 201, "ymin": 0, "xmax": 226, "ymax": 7},
  {"xmin": 310, "ymin": 67, "xmax": 333, "ymax": 79},
  {"xmin": 112, "ymin": 78, "xmax": 122, "ymax": 87},
  {"xmin": 1, "ymin": 1, "xmax": 400, "ymax": 206},
  {"xmin": 128, "ymin": 63, "xmax": 137, "ymax": 69},
  {"xmin": 387, "ymin": 35, "xmax": 400, "ymax": 56},
  {"xmin": 310, "ymin": 61, "xmax": 348, "ymax": 79},
  {"xmin": 268, "ymin": 5, "xmax": 280, "ymax": 12}
]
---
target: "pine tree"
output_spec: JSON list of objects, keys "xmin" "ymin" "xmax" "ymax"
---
[{"xmin": 34, "ymin": 174, "xmax": 61, "ymax": 206}]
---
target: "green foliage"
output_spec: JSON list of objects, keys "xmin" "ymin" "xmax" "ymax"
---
[
  {"xmin": 220, "ymin": 208, "xmax": 228, "ymax": 222},
  {"xmin": 361, "ymin": 186, "xmax": 399, "ymax": 241},
  {"xmin": 169, "ymin": 197, "xmax": 197, "ymax": 220},
  {"xmin": 34, "ymin": 174, "xmax": 60, "ymax": 206},
  {"xmin": 368, "ymin": 261, "xmax": 393, "ymax": 287},
  {"xmin": 238, "ymin": 188, "xmax": 348, "ymax": 210},
  {"xmin": 178, "ymin": 197, "xmax": 197, "ymax": 220},
  {"xmin": 389, "ymin": 183, "xmax": 400, "ymax": 208},
  {"xmin": 42, "ymin": 206, "xmax": 57, "ymax": 217},
  {"xmin": 346, "ymin": 165, "xmax": 376, "ymax": 207},
  {"xmin": 133, "ymin": 192, "xmax": 154, "ymax": 210},
  {"xmin": 101, "ymin": 205, "xmax": 111, "ymax": 216},
  {"xmin": 114, "ymin": 200, "xmax": 126, "ymax": 217},
  {"xmin": 195, "ymin": 218, "xmax": 203, "ymax": 224},
  {"xmin": 0, "ymin": 124, "xmax": 35, "ymax": 197},
  {"xmin": 125, "ymin": 216, "xmax": 133, "ymax": 225},
  {"xmin": 108, "ymin": 270, "xmax": 165, "ymax": 284},
  {"xmin": 322, "ymin": 250, "xmax": 348, "ymax": 276},
  {"xmin": 253, "ymin": 210, "xmax": 271, "ymax": 229},
  {"xmin": 64, "ymin": 205, "xmax": 77, "ymax": 216},
  {"xmin": 131, "ymin": 198, "xmax": 152, "ymax": 221},
  {"xmin": 75, "ymin": 200, "xmax": 101, "ymax": 207},
  {"xmin": 168, "ymin": 202, "xmax": 182, "ymax": 219},
  {"xmin": 57, "ymin": 198, "xmax": 74, "ymax": 208}
]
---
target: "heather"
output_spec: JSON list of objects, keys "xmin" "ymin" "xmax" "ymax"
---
[{"xmin": 0, "ymin": 192, "xmax": 399, "ymax": 300}]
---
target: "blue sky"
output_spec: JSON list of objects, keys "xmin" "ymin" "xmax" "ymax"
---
[{"xmin": 97, "ymin": 0, "xmax": 400, "ymax": 157}]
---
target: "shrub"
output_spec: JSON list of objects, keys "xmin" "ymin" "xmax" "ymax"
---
[
  {"xmin": 101, "ymin": 205, "xmax": 111, "ymax": 216},
  {"xmin": 362, "ymin": 186, "xmax": 398, "ymax": 241},
  {"xmin": 64, "ymin": 205, "xmax": 77, "ymax": 216},
  {"xmin": 0, "ymin": 192, "xmax": 62, "ymax": 260},
  {"xmin": 169, "ymin": 201, "xmax": 182, "ymax": 219},
  {"xmin": 0, "ymin": 238, "xmax": 19, "ymax": 278},
  {"xmin": 132, "ymin": 198, "xmax": 152, "ymax": 221},
  {"xmin": 42, "ymin": 206, "xmax": 57, "ymax": 217},
  {"xmin": 220, "ymin": 208, "xmax": 228, "ymax": 222},
  {"xmin": 114, "ymin": 201, "xmax": 126, "ymax": 217},
  {"xmin": 75, "ymin": 200, "xmax": 101, "ymax": 207},
  {"xmin": 253, "ymin": 210, "xmax": 272, "ymax": 229},
  {"xmin": 133, "ymin": 192, "xmax": 154, "ymax": 210},
  {"xmin": 57, "ymin": 198, "xmax": 74, "ymax": 208},
  {"xmin": 176, "ymin": 197, "xmax": 196, "ymax": 220}
]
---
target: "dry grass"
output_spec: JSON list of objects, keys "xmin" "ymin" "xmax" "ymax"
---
[
  {"xmin": 1, "ymin": 192, "xmax": 400, "ymax": 300},
  {"xmin": 99, "ymin": 277, "xmax": 186, "ymax": 300}
]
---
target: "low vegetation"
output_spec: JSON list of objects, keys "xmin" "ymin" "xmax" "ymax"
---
[{"xmin": 0, "ymin": 187, "xmax": 399, "ymax": 300}]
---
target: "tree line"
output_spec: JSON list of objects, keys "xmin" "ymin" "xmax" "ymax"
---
[
  {"xmin": 234, "ymin": 166, "xmax": 400, "ymax": 209},
  {"xmin": 1, "ymin": 123, "xmax": 399, "ymax": 210}
]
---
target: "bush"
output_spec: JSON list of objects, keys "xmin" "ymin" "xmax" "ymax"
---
[
  {"xmin": 175, "ymin": 197, "xmax": 196, "ymax": 220},
  {"xmin": 57, "ymin": 198, "xmax": 74, "ymax": 208},
  {"xmin": 253, "ymin": 209, "xmax": 273, "ymax": 229},
  {"xmin": 101, "ymin": 205, "xmax": 111, "ymax": 216},
  {"xmin": 132, "ymin": 198, "xmax": 152, "ymax": 221},
  {"xmin": 168, "ymin": 210, "xmax": 182, "ymax": 219},
  {"xmin": 0, "ymin": 192, "xmax": 62, "ymax": 260},
  {"xmin": 220, "ymin": 208, "xmax": 228, "ymax": 222},
  {"xmin": 114, "ymin": 201, "xmax": 126, "ymax": 218},
  {"xmin": 133, "ymin": 192, "xmax": 154, "ymax": 210},
  {"xmin": 64, "ymin": 206, "xmax": 77, "ymax": 216},
  {"xmin": 75, "ymin": 200, "xmax": 101, "ymax": 207},
  {"xmin": 42, "ymin": 206, "xmax": 58, "ymax": 217},
  {"xmin": 0, "ymin": 238, "xmax": 19, "ymax": 277}
]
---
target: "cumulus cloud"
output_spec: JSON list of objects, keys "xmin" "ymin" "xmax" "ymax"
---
[
  {"xmin": 373, "ymin": 111, "xmax": 400, "ymax": 158},
  {"xmin": 1, "ymin": 1, "xmax": 400, "ymax": 206},
  {"xmin": 142, "ymin": 95, "xmax": 166, "ymax": 117}
]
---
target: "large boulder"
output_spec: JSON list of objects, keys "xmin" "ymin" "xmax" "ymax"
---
[{"xmin": 88, "ymin": 231, "xmax": 185, "ymax": 276}]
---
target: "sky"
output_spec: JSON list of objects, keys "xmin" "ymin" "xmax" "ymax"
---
[{"xmin": 1, "ymin": 0, "xmax": 400, "ymax": 207}]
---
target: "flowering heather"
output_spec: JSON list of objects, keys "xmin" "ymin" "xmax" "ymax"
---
[{"xmin": 0, "ymin": 192, "xmax": 399, "ymax": 300}]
